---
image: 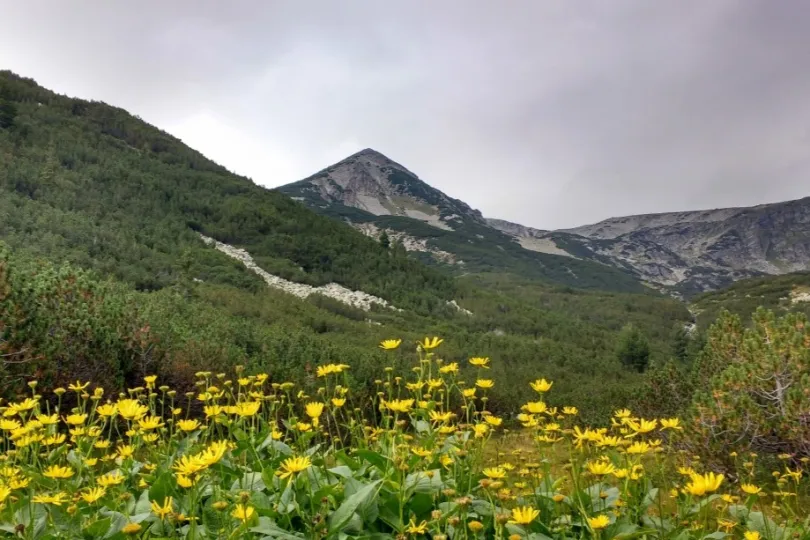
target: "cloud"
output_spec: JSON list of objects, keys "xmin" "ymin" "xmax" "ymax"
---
[{"xmin": 1, "ymin": 0, "xmax": 808, "ymax": 228}]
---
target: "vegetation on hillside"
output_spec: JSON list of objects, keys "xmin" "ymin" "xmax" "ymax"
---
[
  {"xmin": 0, "ymin": 71, "xmax": 454, "ymax": 314},
  {"xmin": 1, "ymin": 339, "xmax": 807, "ymax": 539},
  {"xmin": 0, "ymin": 247, "xmax": 691, "ymax": 425},
  {"xmin": 691, "ymin": 272, "xmax": 810, "ymax": 326},
  {"xmin": 0, "ymin": 70, "xmax": 699, "ymax": 424}
]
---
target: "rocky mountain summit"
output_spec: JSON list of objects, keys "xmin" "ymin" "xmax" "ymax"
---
[
  {"xmin": 281, "ymin": 149, "xmax": 810, "ymax": 297},
  {"xmin": 281, "ymin": 148, "xmax": 485, "ymax": 230}
]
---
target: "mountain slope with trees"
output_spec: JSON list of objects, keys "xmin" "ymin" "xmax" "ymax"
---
[{"xmin": 0, "ymin": 70, "xmax": 695, "ymax": 421}]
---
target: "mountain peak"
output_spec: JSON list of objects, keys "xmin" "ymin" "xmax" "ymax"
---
[{"xmin": 280, "ymin": 150, "xmax": 484, "ymax": 230}]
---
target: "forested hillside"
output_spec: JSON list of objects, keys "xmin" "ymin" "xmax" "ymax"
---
[
  {"xmin": 0, "ymin": 71, "xmax": 695, "ymax": 422},
  {"xmin": 0, "ymin": 71, "xmax": 454, "ymax": 314},
  {"xmin": 690, "ymin": 271, "xmax": 810, "ymax": 326}
]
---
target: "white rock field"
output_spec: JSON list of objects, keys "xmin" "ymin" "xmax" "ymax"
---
[{"xmin": 199, "ymin": 234, "xmax": 398, "ymax": 311}]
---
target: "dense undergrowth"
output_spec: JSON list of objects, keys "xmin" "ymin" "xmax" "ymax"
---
[
  {"xmin": 1, "ymin": 339, "xmax": 808, "ymax": 539},
  {"xmin": 0, "ymin": 245, "xmax": 693, "ymax": 424}
]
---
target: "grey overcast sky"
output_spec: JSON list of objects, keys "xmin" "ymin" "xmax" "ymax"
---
[{"xmin": 2, "ymin": 1, "xmax": 809, "ymax": 229}]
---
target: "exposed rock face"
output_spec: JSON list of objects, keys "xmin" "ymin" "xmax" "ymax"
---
[
  {"xmin": 199, "ymin": 234, "xmax": 399, "ymax": 311},
  {"xmin": 490, "ymin": 197, "xmax": 810, "ymax": 294},
  {"xmin": 486, "ymin": 219, "xmax": 577, "ymax": 259},
  {"xmin": 351, "ymin": 222, "xmax": 460, "ymax": 264},
  {"xmin": 280, "ymin": 149, "xmax": 485, "ymax": 231},
  {"xmin": 200, "ymin": 233, "xmax": 472, "ymax": 314}
]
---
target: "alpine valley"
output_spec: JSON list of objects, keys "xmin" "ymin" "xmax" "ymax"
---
[{"xmin": 1, "ymin": 70, "xmax": 809, "ymax": 424}]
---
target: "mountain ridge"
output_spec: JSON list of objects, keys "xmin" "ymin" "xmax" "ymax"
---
[
  {"xmin": 279, "ymin": 149, "xmax": 650, "ymax": 294},
  {"xmin": 281, "ymin": 148, "xmax": 810, "ymax": 296}
]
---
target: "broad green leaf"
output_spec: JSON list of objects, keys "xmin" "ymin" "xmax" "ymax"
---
[
  {"xmin": 231, "ymin": 471, "xmax": 266, "ymax": 492},
  {"xmin": 82, "ymin": 518, "xmax": 111, "ymax": 540},
  {"xmin": 149, "ymin": 471, "xmax": 175, "ymax": 504},
  {"xmin": 250, "ymin": 516, "xmax": 306, "ymax": 539},
  {"xmin": 328, "ymin": 479, "xmax": 382, "ymax": 535}
]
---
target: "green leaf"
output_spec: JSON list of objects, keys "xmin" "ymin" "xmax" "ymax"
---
[
  {"xmin": 98, "ymin": 509, "xmax": 130, "ymax": 539},
  {"xmin": 258, "ymin": 435, "xmax": 293, "ymax": 456},
  {"xmin": 404, "ymin": 469, "xmax": 442, "ymax": 497},
  {"xmin": 328, "ymin": 465, "xmax": 354, "ymax": 479},
  {"xmin": 134, "ymin": 489, "xmax": 152, "ymax": 515},
  {"xmin": 83, "ymin": 518, "xmax": 111, "ymax": 539},
  {"xmin": 328, "ymin": 479, "xmax": 382, "ymax": 535},
  {"xmin": 354, "ymin": 449, "xmax": 390, "ymax": 471},
  {"xmin": 149, "ymin": 471, "xmax": 175, "ymax": 504},
  {"xmin": 231, "ymin": 471, "xmax": 266, "ymax": 492},
  {"xmin": 250, "ymin": 516, "xmax": 306, "ymax": 539}
]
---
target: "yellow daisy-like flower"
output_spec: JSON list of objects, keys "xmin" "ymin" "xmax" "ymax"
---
[
  {"xmin": 482, "ymin": 467, "xmax": 506, "ymax": 479},
  {"xmin": 95, "ymin": 403, "xmax": 118, "ymax": 417},
  {"xmin": 305, "ymin": 402, "xmax": 325, "ymax": 424},
  {"xmin": 625, "ymin": 441, "xmax": 651, "ymax": 455},
  {"xmin": 43, "ymin": 465, "xmax": 74, "ymax": 479},
  {"xmin": 137, "ymin": 415, "xmax": 164, "ymax": 431},
  {"xmin": 586, "ymin": 460, "xmax": 616, "ymax": 476},
  {"xmin": 33, "ymin": 492, "xmax": 69, "ymax": 506},
  {"xmin": 176, "ymin": 474, "xmax": 196, "ymax": 488},
  {"xmin": 509, "ymin": 506, "xmax": 540, "ymax": 525},
  {"xmin": 588, "ymin": 514, "xmax": 611, "ymax": 530},
  {"xmin": 383, "ymin": 399, "xmax": 414, "ymax": 413},
  {"xmin": 0, "ymin": 419, "xmax": 22, "ymax": 431},
  {"xmin": 379, "ymin": 339, "xmax": 402, "ymax": 350},
  {"xmin": 80, "ymin": 487, "xmax": 106, "ymax": 504},
  {"xmin": 469, "ymin": 357, "xmax": 490, "ymax": 368},
  {"xmin": 68, "ymin": 380, "xmax": 90, "ymax": 392},
  {"xmin": 234, "ymin": 401, "xmax": 261, "ymax": 418},
  {"xmin": 232, "ymin": 504, "xmax": 255, "ymax": 522},
  {"xmin": 405, "ymin": 519, "xmax": 428, "ymax": 534},
  {"xmin": 64, "ymin": 413, "xmax": 87, "ymax": 426},
  {"xmin": 151, "ymin": 497, "xmax": 174, "ymax": 520},
  {"xmin": 683, "ymin": 472, "xmax": 724, "ymax": 497},
  {"xmin": 276, "ymin": 456, "xmax": 312, "ymax": 480},
  {"xmin": 524, "ymin": 401, "xmax": 547, "ymax": 414},
  {"xmin": 116, "ymin": 399, "xmax": 148, "ymax": 421},
  {"xmin": 484, "ymin": 415, "xmax": 503, "ymax": 427},
  {"xmin": 741, "ymin": 483, "xmax": 762, "ymax": 495},
  {"xmin": 439, "ymin": 362, "xmax": 459, "ymax": 374},
  {"xmin": 97, "ymin": 471, "xmax": 126, "ymax": 487},
  {"xmin": 529, "ymin": 378, "xmax": 553, "ymax": 392},
  {"xmin": 660, "ymin": 418, "xmax": 682, "ymax": 430},
  {"xmin": 475, "ymin": 379, "xmax": 494, "ymax": 389},
  {"xmin": 419, "ymin": 336, "xmax": 443, "ymax": 350},
  {"xmin": 176, "ymin": 419, "xmax": 201, "ymax": 432}
]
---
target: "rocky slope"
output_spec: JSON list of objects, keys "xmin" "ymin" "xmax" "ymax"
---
[
  {"xmin": 282, "ymin": 148, "xmax": 485, "ymax": 231},
  {"xmin": 494, "ymin": 197, "xmax": 810, "ymax": 295},
  {"xmin": 279, "ymin": 151, "xmax": 649, "ymax": 294},
  {"xmin": 282, "ymin": 149, "xmax": 809, "ymax": 297}
]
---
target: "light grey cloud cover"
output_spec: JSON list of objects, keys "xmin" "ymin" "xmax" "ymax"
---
[{"xmin": 2, "ymin": 0, "xmax": 809, "ymax": 229}]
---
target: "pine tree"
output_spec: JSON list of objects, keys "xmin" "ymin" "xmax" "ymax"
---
[
  {"xmin": 688, "ymin": 308, "xmax": 810, "ymax": 464},
  {"xmin": 379, "ymin": 230, "xmax": 390, "ymax": 250},
  {"xmin": 616, "ymin": 323, "xmax": 650, "ymax": 373},
  {"xmin": 670, "ymin": 323, "xmax": 690, "ymax": 363}
]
